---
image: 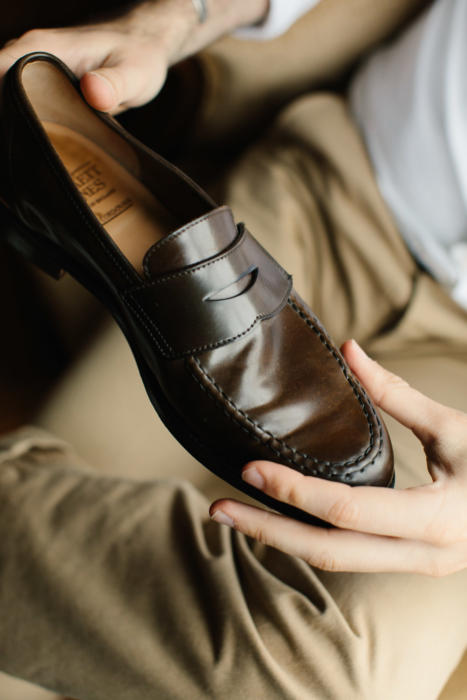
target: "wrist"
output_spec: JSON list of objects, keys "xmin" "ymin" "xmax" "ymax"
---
[
  {"xmin": 115, "ymin": 1, "xmax": 199, "ymax": 62},
  {"xmin": 177, "ymin": 0, "xmax": 269, "ymax": 62},
  {"xmin": 117, "ymin": 0, "xmax": 270, "ymax": 66},
  {"xmin": 235, "ymin": 0, "xmax": 270, "ymax": 28}
]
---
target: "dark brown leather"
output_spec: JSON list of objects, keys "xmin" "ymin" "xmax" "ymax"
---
[
  {"xmin": 143, "ymin": 205, "xmax": 237, "ymax": 277},
  {"xmin": 0, "ymin": 52, "xmax": 394, "ymax": 522},
  {"xmin": 127, "ymin": 219, "xmax": 292, "ymax": 357}
]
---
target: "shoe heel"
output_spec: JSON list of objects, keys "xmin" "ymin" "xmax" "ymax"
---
[{"xmin": 0, "ymin": 201, "xmax": 65, "ymax": 280}]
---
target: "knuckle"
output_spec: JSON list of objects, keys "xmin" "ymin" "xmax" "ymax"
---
[
  {"xmin": 248, "ymin": 511, "xmax": 276, "ymax": 547},
  {"xmin": 308, "ymin": 550, "xmax": 340, "ymax": 572},
  {"xmin": 426, "ymin": 563, "xmax": 448, "ymax": 578},
  {"xmin": 427, "ymin": 525, "xmax": 456, "ymax": 547},
  {"xmin": 422, "ymin": 555, "xmax": 442, "ymax": 577},
  {"xmin": 21, "ymin": 28, "xmax": 47, "ymax": 43},
  {"xmin": 326, "ymin": 492, "xmax": 360, "ymax": 529},
  {"xmin": 424, "ymin": 555, "xmax": 452, "ymax": 578},
  {"xmin": 269, "ymin": 471, "xmax": 305, "ymax": 507},
  {"xmin": 432, "ymin": 531, "xmax": 451, "ymax": 547},
  {"xmin": 249, "ymin": 524, "xmax": 271, "ymax": 547},
  {"xmin": 375, "ymin": 372, "xmax": 410, "ymax": 405},
  {"xmin": 437, "ymin": 544, "xmax": 467, "ymax": 577},
  {"xmin": 286, "ymin": 478, "xmax": 308, "ymax": 509},
  {"xmin": 422, "ymin": 533, "xmax": 467, "ymax": 577},
  {"xmin": 422, "ymin": 490, "xmax": 460, "ymax": 546}
]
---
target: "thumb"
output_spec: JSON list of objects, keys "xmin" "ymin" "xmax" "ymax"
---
[
  {"xmin": 80, "ymin": 69, "xmax": 119, "ymax": 112},
  {"xmin": 80, "ymin": 56, "xmax": 166, "ymax": 113}
]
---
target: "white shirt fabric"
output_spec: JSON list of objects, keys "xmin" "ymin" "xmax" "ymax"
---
[
  {"xmin": 350, "ymin": 0, "xmax": 467, "ymax": 309},
  {"xmin": 235, "ymin": 0, "xmax": 320, "ymax": 40},
  {"xmin": 238, "ymin": 0, "xmax": 467, "ymax": 311}
]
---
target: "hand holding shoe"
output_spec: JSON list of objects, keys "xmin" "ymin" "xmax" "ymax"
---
[
  {"xmin": 0, "ymin": 0, "xmax": 269, "ymax": 113},
  {"xmin": 211, "ymin": 340, "xmax": 467, "ymax": 575}
]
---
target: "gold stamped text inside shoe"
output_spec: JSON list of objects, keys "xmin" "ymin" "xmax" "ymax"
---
[
  {"xmin": 21, "ymin": 60, "xmax": 190, "ymax": 276},
  {"xmin": 44, "ymin": 122, "xmax": 178, "ymax": 274}
]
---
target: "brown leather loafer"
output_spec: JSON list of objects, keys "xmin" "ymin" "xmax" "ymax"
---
[{"xmin": 0, "ymin": 53, "xmax": 394, "ymax": 522}]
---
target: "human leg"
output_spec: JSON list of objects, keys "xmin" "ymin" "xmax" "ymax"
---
[
  {"xmin": 0, "ymin": 1, "xmax": 454, "ymax": 700},
  {"xmin": 217, "ymin": 91, "xmax": 467, "ymax": 696},
  {"xmin": 29, "ymin": 90, "xmax": 467, "ymax": 699}
]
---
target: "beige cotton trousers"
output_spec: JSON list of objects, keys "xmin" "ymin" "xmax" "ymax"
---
[{"xmin": 0, "ymin": 86, "xmax": 467, "ymax": 699}]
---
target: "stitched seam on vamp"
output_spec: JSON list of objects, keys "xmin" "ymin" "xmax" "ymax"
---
[
  {"xmin": 188, "ymin": 314, "xmax": 383, "ymax": 476},
  {"xmin": 189, "ymin": 357, "xmax": 376, "ymax": 476},
  {"xmin": 288, "ymin": 298, "xmax": 384, "ymax": 472},
  {"xmin": 13, "ymin": 90, "xmax": 136, "ymax": 286}
]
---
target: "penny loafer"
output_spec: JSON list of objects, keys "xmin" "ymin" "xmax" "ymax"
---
[{"xmin": 0, "ymin": 52, "xmax": 394, "ymax": 522}]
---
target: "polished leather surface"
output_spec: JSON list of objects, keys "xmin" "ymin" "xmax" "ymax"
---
[
  {"xmin": 127, "ymin": 218, "xmax": 292, "ymax": 356},
  {"xmin": 0, "ymin": 52, "xmax": 394, "ymax": 512},
  {"xmin": 143, "ymin": 205, "xmax": 237, "ymax": 277}
]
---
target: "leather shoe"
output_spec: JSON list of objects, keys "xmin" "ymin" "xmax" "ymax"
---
[{"xmin": 0, "ymin": 53, "xmax": 394, "ymax": 522}]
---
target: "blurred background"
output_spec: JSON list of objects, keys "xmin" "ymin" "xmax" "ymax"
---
[{"xmin": 1, "ymin": 1, "xmax": 465, "ymax": 698}]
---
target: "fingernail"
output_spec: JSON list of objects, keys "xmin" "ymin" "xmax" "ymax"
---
[
  {"xmin": 210, "ymin": 510, "xmax": 235, "ymax": 528},
  {"xmin": 88, "ymin": 71, "xmax": 113, "ymax": 88},
  {"xmin": 242, "ymin": 466, "xmax": 265, "ymax": 490}
]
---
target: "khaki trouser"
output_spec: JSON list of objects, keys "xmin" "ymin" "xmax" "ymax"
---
[
  {"xmin": 1, "ymin": 88, "xmax": 467, "ymax": 699},
  {"xmin": 2, "ymin": 1, "xmax": 467, "ymax": 698}
]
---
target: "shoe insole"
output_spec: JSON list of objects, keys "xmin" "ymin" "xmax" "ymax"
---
[{"xmin": 43, "ymin": 121, "xmax": 179, "ymax": 275}]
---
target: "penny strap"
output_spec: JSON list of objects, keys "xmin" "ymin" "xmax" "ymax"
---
[{"xmin": 125, "ymin": 225, "xmax": 292, "ymax": 358}]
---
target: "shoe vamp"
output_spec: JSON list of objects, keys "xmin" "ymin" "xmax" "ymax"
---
[{"xmin": 197, "ymin": 303, "xmax": 371, "ymax": 464}]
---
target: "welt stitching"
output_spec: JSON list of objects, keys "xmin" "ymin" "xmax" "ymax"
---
[
  {"xmin": 288, "ymin": 298, "xmax": 384, "ymax": 463},
  {"xmin": 288, "ymin": 297, "xmax": 382, "ymax": 425},
  {"xmin": 184, "ymin": 315, "xmax": 264, "ymax": 356},
  {"xmin": 189, "ymin": 356, "xmax": 380, "ymax": 476},
  {"xmin": 12, "ymin": 90, "xmax": 135, "ymax": 286}
]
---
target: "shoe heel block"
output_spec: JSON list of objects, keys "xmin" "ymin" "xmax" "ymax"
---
[{"xmin": 0, "ymin": 201, "xmax": 64, "ymax": 280}]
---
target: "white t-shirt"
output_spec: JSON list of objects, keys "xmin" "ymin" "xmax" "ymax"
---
[
  {"xmin": 238, "ymin": 0, "xmax": 467, "ymax": 310},
  {"xmin": 236, "ymin": 0, "xmax": 320, "ymax": 39}
]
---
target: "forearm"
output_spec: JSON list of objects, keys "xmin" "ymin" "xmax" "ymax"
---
[{"xmin": 0, "ymin": 0, "xmax": 270, "ymax": 114}]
